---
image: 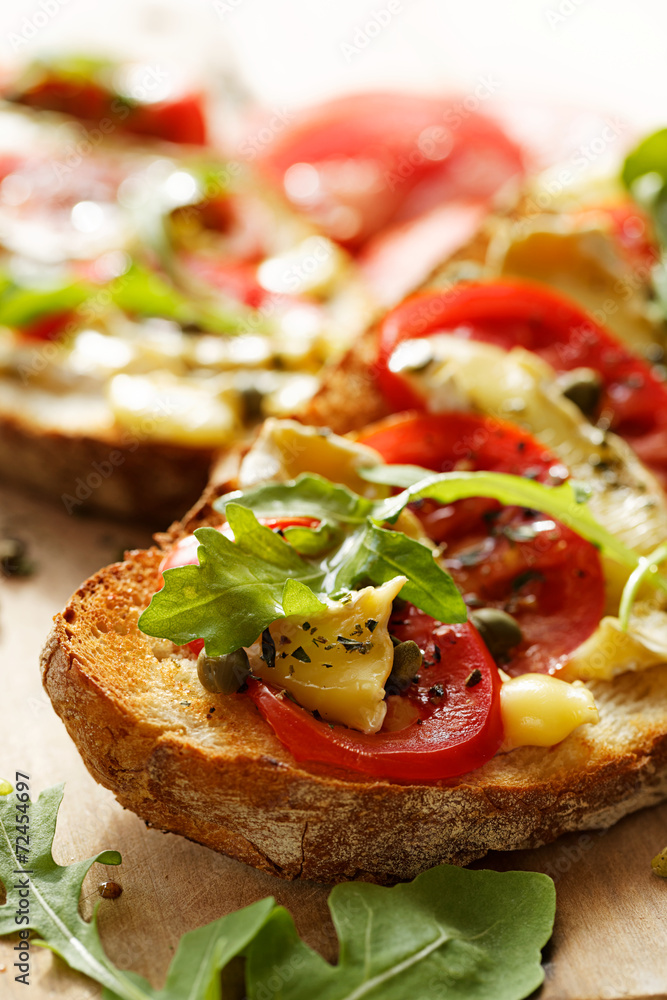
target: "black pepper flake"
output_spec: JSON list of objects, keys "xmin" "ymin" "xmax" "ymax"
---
[
  {"xmin": 261, "ymin": 628, "xmax": 276, "ymax": 668},
  {"xmin": 429, "ymin": 684, "xmax": 445, "ymax": 701},
  {"xmin": 323, "ymin": 663, "xmax": 333, "ymax": 669},
  {"xmin": 432, "ymin": 645, "xmax": 441, "ymax": 662},
  {"xmin": 310, "ymin": 626, "xmax": 318, "ymax": 634},
  {"xmin": 465, "ymin": 668, "xmax": 482, "ymax": 688},
  {"xmin": 279, "ymin": 651, "xmax": 288, "ymax": 658},
  {"xmin": 291, "ymin": 646, "xmax": 312, "ymax": 663},
  {"xmin": 324, "ymin": 644, "xmax": 335, "ymax": 650},
  {"xmin": 302, "ymin": 622, "xmax": 311, "ymax": 630},
  {"xmin": 365, "ymin": 618, "xmax": 378, "ymax": 633},
  {"xmin": 279, "ymin": 635, "xmax": 291, "ymax": 645},
  {"xmin": 416, "ymin": 719, "xmax": 423, "ymax": 725}
]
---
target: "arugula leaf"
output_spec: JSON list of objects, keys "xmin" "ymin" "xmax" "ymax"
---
[
  {"xmin": 327, "ymin": 521, "xmax": 466, "ymax": 623},
  {"xmin": 366, "ymin": 465, "xmax": 667, "ymax": 589},
  {"xmin": 246, "ymin": 864, "xmax": 556, "ymax": 1000},
  {"xmin": 282, "ymin": 578, "xmax": 326, "ymax": 616},
  {"xmin": 0, "ymin": 784, "xmax": 127, "ymax": 996},
  {"xmin": 110, "ymin": 263, "xmax": 249, "ymax": 336},
  {"xmin": 621, "ymin": 132, "xmax": 667, "ymax": 310},
  {"xmin": 0, "ymin": 277, "xmax": 93, "ymax": 328},
  {"xmin": 102, "ymin": 902, "xmax": 275, "ymax": 1000},
  {"xmin": 140, "ymin": 476, "xmax": 467, "ymax": 653},
  {"xmin": 0, "ymin": 784, "xmax": 275, "ymax": 1000},
  {"xmin": 139, "ymin": 514, "xmax": 323, "ymax": 655},
  {"xmin": 0, "ymin": 783, "xmax": 556, "ymax": 1000},
  {"xmin": 619, "ymin": 539, "xmax": 667, "ymax": 629},
  {"xmin": 219, "ymin": 474, "xmax": 375, "ymax": 525}
]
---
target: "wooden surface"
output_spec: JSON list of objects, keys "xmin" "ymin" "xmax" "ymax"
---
[{"xmin": 1, "ymin": 481, "xmax": 666, "ymax": 1000}]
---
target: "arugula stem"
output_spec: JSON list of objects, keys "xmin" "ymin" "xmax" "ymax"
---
[
  {"xmin": 367, "ymin": 467, "xmax": 667, "ymax": 597},
  {"xmin": 619, "ymin": 540, "xmax": 667, "ymax": 630}
]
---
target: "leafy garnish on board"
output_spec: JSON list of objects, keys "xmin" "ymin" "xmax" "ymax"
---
[
  {"xmin": 0, "ymin": 783, "xmax": 556, "ymax": 1000},
  {"xmin": 140, "ymin": 466, "xmax": 667, "ymax": 656}
]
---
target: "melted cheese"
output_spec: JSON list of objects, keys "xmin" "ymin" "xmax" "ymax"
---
[
  {"xmin": 239, "ymin": 417, "xmax": 389, "ymax": 498},
  {"xmin": 500, "ymin": 674, "xmax": 599, "ymax": 749},
  {"xmin": 247, "ymin": 577, "xmax": 405, "ymax": 733},
  {"xmin": 107, "ymin": 372, "xmax": 241, "ymax": 446}
]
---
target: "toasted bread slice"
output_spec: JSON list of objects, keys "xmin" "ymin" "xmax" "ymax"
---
[{"xmin": 40, "ymin": 473, "xmax": 667, "ymax": 884}]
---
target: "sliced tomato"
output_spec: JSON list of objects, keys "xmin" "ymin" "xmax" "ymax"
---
[
  {"xmin": 359, "ymin": 412, "xmax": 605, "ymax": 675},
  {"xmin": 18, "ymin": 310, "xmax": 75, "ymax": 341},
  {"xmin": 257, "ymin": 92, "xmax": 524, "ymax": 248},
  {"xmin": 247, "ymin": 612, "xmax": 502, "ymax": 781},
  {"xmin": 126, "ymin": 94, "xmax": 207, "ymax": 146},
  {"xmin": 13, "ymin": 73, "xmax": 206, "ymax": 145},
  {"xmin": 376, "ymin": 280, "xmax": 667, "ymax": 483},
  {"xmin": 183, "ymin": 255, "xmax": 268, "ymax": 309}
]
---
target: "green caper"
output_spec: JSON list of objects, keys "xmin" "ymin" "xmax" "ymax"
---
[
  {"xmin": 387, "ymin": 640, "xmax": 423, "ymax": 693},
  {"xmin": 470, "ymin": 608, "xmax": 522, "ymax": 661},
  {"xmin": 559, "ymin": 368, "xmax": 602, "ymax": 419},
  {"xmin": 197, "ymin": 647, "xmax": 250, "ymax": 695},
  {"xmin": 651, "ymin": 846, "xmax": 667, "ymax": 878},
  {"xmin": 239, "ymin": 386, "xmax": 264, "ymax": 424}
]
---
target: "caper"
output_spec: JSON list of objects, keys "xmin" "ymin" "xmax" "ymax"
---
[
  {"xmin": 387, "ymin": 640, "xmax": 423, "ymax": 693},
  {"xmin": 559, "ymin": 368, "xmax": 602, "ymax": 419},
  {"xmin": 651, "ymin": 846, "xmax": 667, "ymax": 878},
  {"xmin": 239, "ymin": 386, "xmax": 264, "ymax": 424},
  {"xmin": 470, "ymin": 608, "xmax": 522, "ymax": 661},
  {"xmin": 197, "ymin": 647, "xmax": 250, "ymax": 694}
]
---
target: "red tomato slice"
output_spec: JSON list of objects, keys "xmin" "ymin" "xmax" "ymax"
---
[
  {"xmin": 247, "ymin": 613, "xmax": 502, "ymax": 781},
  {"xmin": 14, "ymin": 74, "xmax": 207, "ymax": 145},
  {"xmin": 359, "ymin": 412, "xmax": 605, "ymax": 675},
  {"xmin": 257, "ymin": 92, "xmax": 524, "ymax": 248},
  {"xmin": 376, "ymin": 280, "xmax": 667, "ymax": 484},
  {"xmin": 183, "ymin": 255, "xmax": 268, "ymax": 309},
  {"xmin": 126, "ymin": 94, "xmax": 207, "ymax": 146},
  {"xmin": 18, "ymin": 310, "xmax": 75, "ymax": 341}
]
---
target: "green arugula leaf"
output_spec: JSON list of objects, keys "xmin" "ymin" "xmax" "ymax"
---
[
  {"xmin": 0, "ymin": 784, "xmax": 275, "ymax": 1000},
  {"xmin": 622, "ymin": 131, "xmax": 667, "ymax": 312},
  {"xmin": 140, "ymin": 475, "xmax": 466, "ymax": 653},
  {"xmin": 282, "ymin": 578, "xmax": 326, "ymax": 616},
  {"xmin": 283, "ymin": 521, "xmax": 343, "ymax": 556},
  {"xmin": 0, "ymin": 277, "xmax": 93, "ymax": 329},
  {"xmin": 0, "ymin": 785, "xmax": 128, "ymax": 996},
  {"xmin": 619, "ymin": 539, "xmax": 667, "ymax": 629},
  {"xmin": 327, "ymin": 521, "xmax": 466, "ymax": 623},
  {"xmin": 219, "ymin": 474, "xmax": 375, "ymax": 525},
  {"xmin": 622, "ymin": 128, "xmax": 667, "ymax": 191},
  {"xmin": 102, "ymin": 900, "xmax": 275, "ymax": 1000},
  {"xmin": 139, "ymin": 515, "xmax": 323, "ymax": 655},
  {"xmin": 246, "ymin": 864, "xmax": 556, "ymax": 1000},
  {"xmin": 110, "ymin": 263, "xmax": 249, "ymax": 336},
  {"xmin": 366, "ymin": 465, "xmax": 667, "ymax": 590}
]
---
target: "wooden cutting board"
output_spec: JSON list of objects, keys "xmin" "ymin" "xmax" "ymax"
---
[{"xmin": 1, "ymin": 482, "xmax": 666, "ymax": 1000}]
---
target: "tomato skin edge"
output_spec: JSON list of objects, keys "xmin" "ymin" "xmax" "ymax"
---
[{"xmin": 246, "ymin": 621, "xmax": 504, "ymax": 782}]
